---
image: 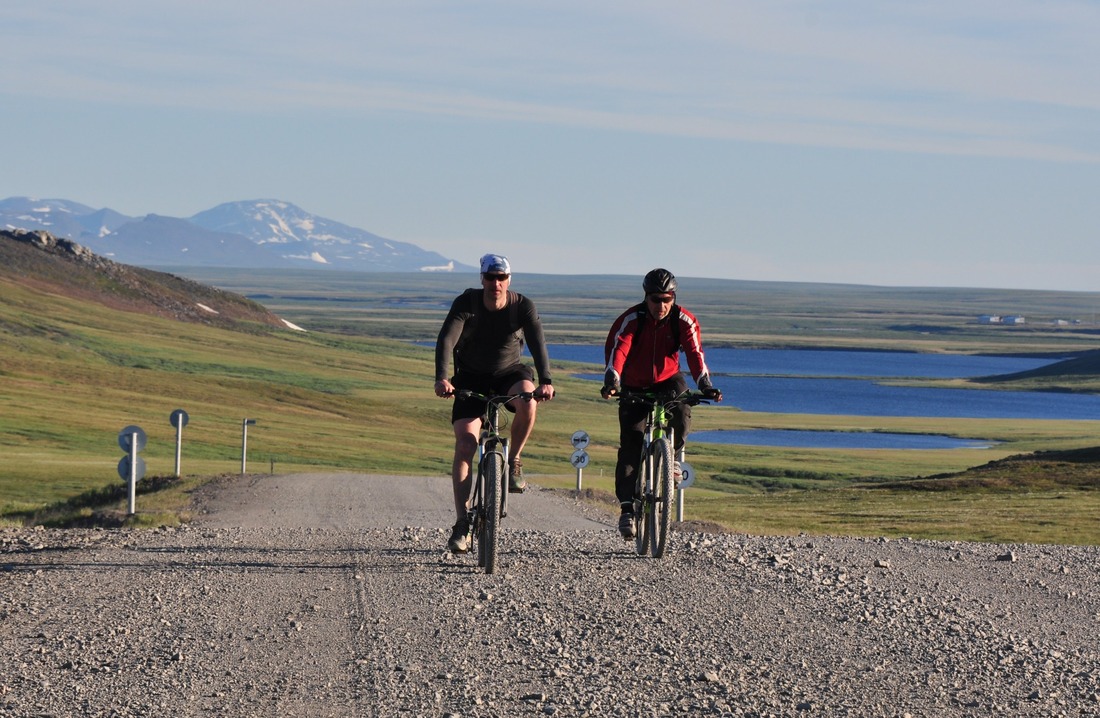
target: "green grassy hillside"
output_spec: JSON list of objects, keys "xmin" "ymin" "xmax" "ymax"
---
[{"xmin": 970, "ymin": 348, "xmax": 1100, "ymax": 393}]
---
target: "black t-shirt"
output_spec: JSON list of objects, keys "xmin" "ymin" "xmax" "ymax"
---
[{"xmin": 434, "ymin": 288, "xmax": 552, "ymax": 384}]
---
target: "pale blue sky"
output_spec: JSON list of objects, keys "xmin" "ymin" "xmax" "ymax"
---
[{"xmin": 2, "ymin": 1, "xmax": 1098, "ymax": 290}]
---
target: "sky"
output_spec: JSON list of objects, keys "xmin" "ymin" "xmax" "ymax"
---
[{"xmin": 2, "ymin": 1, "xmax": 1098, "ymax": 291}]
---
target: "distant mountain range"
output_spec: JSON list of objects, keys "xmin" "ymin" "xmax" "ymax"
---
[{"xmin": 0, "ymin": 197, "xmax": 474, "ymax": 273}]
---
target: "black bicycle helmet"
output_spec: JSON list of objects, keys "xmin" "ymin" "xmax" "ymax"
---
[{"xmin": 642, "ymin": 268, "xmax": 677, "ymax": 295}]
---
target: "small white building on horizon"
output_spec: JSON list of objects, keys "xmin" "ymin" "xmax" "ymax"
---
[{"xmin": 978, "ymin": 314, "xmax": 1026, "ymax": 325}]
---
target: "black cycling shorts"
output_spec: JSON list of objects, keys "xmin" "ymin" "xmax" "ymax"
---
[{"xmin": 450, "ymin": 364, "xmax": 536, "ymax": 423}]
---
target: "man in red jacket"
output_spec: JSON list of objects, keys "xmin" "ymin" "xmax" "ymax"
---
[{"xmin": 601, "ymin": 268, "xmax": 722, "ymax": 540}]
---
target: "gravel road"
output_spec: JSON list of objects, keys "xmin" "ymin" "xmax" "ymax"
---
[{"xmin": 3, "ymin": 472, "xmax": 1099, "ymax": 717}]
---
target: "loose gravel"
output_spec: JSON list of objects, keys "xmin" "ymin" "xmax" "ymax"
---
[{"xmin": 2, "ymin": 473, "xmax": 1099, "ymax": 717}]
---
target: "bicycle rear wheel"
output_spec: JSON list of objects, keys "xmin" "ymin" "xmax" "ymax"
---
[
  {"xmin": 650, "ymin": 437, "xmax": 674, "ymax": 558},
  {"xmin": 479, "ymin": 446, "xmax": 505, "ymax": 574}
]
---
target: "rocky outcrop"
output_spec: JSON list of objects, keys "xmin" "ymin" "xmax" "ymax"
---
[
  {"xmin": 0, "ymin": 228, "xmax": 292, "ymax": 330},
  {"xmin": 3, "ymin": 227, "xmax": 101, "ymax": 263}
]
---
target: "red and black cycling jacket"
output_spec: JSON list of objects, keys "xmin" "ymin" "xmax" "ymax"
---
[{"xmin": 603, "ymin": 302, "xmax": 710, "ymax": 388}]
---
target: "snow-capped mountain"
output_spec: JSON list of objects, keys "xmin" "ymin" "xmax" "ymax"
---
[
  {"xmin": 102, "ymin": 214, "xmax": 300, "ymax": 268},
  {"xmin": 0, "ymin": 197, "xmax": 132, "ymax": 241},
  {"xmin": 189, "ymin": 200, "xmax": 460, "ymax": 271},
  {"xmin": 0, "ymin": 196, "xmax": 471, "ymax": 273}
]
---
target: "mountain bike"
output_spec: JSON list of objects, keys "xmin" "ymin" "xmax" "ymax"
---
[
  {"xmin": 618, "ymin": 389, "xmax": 710, "ymax": 558},
  {"xmin": 453, "ymin": 389, "xmax": 534, "ymax": 574}
]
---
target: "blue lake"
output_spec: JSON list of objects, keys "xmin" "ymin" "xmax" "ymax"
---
[
  {"xmin": 551, "ymin": 344, "xmax": 1100, "ymax": 419},
  {"xmin": 548, "ymin": 344, "xmax": 1100, "ymax": 448},
  {"xmin": 714, "ymin": 376, "xmax": 1100, "ymax": 420}
]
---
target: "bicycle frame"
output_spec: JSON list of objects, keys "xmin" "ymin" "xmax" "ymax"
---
[
  {"xmin": 619, "ymin": 389, "xmax": 707, "ymax": 558},
  {"xmin": 643, "ymin": 402, "xmax": 674, "ymax": 469}
]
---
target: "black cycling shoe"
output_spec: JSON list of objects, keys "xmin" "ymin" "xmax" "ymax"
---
[{"xmin": 618, "ymin": 512, "xmax": 636, "ymax": 540}]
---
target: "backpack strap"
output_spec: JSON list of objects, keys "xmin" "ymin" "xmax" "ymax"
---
[{"xmin": 670, "ymin": 303, "xmax": 681, "ymax": 351}]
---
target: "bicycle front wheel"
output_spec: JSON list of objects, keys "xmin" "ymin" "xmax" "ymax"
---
[
  {"xmin": 479, "ymin": 447, "xmax": 505, "ymax": 575},
  {"xmin": 634, "ymin": 450, "xmax": 651, "ymax": 557},
  {"xmin": 650, "ymin": 437, "xmax": 674, "ymax": 558}
]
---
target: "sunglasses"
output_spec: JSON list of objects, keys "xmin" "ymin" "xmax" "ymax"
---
[
  {"xmin": 483, "ymin": 273, "xmax": 510, "ymax": 282},
  {"xmin": 647, "ymin": 294, "xmax": 674, "ymax": 305}
]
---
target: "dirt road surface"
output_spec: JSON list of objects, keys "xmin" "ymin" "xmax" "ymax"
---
[{"xmin": 3, "ymin": 472, "xmax": 1099, "ymax": 717}]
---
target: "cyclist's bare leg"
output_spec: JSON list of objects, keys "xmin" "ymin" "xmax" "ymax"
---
[
  {"xmin": 451, "ymin": 417, "xmax": 481, "ymax": 519},
  {"xmin": 505, "ymin": 378, "xmax": 538, "ymax": 461}
]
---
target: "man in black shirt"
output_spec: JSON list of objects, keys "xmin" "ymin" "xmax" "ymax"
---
[{"xmin": 434, "ymin": 254, "xmax": 555, "ymax": 553}]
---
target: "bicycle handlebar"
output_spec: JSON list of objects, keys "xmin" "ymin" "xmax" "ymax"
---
[
  {"xmin": 451, "ymin": 389, "xmax": 540, "ymax": 403},
  {"xmin": 615, "ymin": 389, "xmax": 711, "ymax": 408}
]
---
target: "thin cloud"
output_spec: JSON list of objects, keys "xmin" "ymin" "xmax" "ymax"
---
[{"xmin": 2, "ymin": 0, "xmax": 1098, "ymax": 162}]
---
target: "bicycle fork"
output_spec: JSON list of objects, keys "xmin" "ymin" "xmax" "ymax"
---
[
  {"xmin": 476, "ymin": 436, "xmax": 510, "ymax": 520},
  {"xmin": 639, "ymin": 426, "xmax": 677, "ymax": 518}
]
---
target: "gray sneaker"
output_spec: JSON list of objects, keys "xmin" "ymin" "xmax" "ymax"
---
[
  {"xmin": 447, "ymin": 519, "xmax": 470, "ymax": 554},
  {"xmin": 508, "ymin": 458, "xmax": 527, "ymax": 493}
]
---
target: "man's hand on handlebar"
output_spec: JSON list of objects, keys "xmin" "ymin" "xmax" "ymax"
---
[
  {"xmin": 601, "ymin": 369, "xmax": 621, "ymax": 399},
  {"xmin": 697, "ymin": 373, "xmax": 723, "ymax": 402},
  {"xmin": 534, "ymin": 383, "xmax": 555, "ymax": 401},
  {"xmin": 434, "ymin": 379, "xmax": 455, "ymax": 398}
]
